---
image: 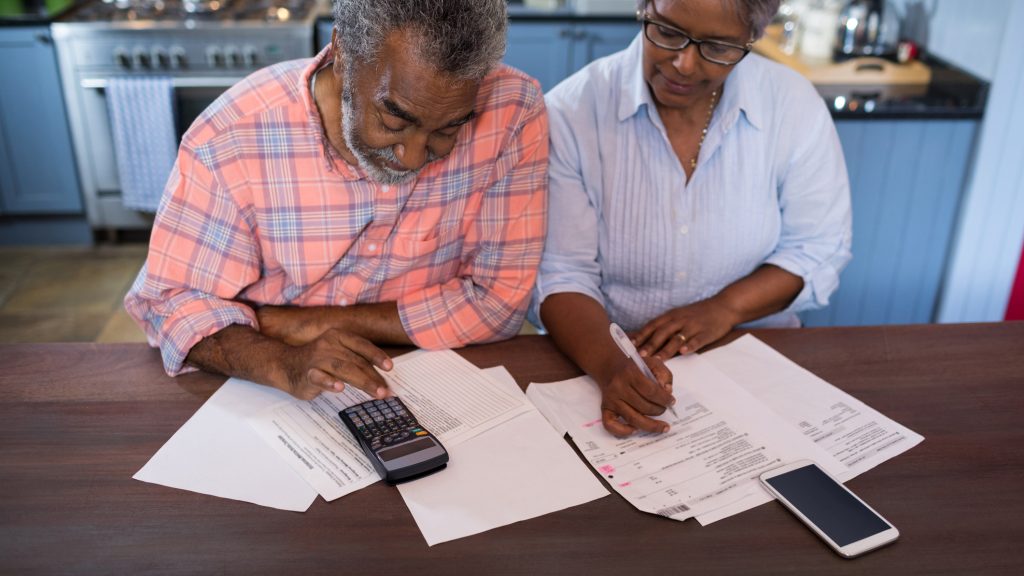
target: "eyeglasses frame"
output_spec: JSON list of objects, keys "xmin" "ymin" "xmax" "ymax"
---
[{"xmin": 636, "ymin": 9, "xmax": 753, "ymax": 66}]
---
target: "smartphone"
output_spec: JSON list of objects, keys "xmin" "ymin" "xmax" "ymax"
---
[{"xmin": 759, "ymin": 460, "xmax": 899, "ymax": 558}]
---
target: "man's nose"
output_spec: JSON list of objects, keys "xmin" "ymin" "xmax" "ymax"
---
[{"xmin": 393, "ymin": 134, "xmax": 430, "ymax": 171}]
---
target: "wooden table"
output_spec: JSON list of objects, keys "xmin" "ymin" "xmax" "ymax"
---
[{"xmin": 2, "ymin": 323, "xmax": 1023, "ymax": 574}]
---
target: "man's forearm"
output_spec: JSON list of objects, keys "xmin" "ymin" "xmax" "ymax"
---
[
  {"xmin": 258, "ymin": 301, "xmax": 413, "ymax": 346},
  {"xmin": 185, "ymin": 324, "xmax": 294, "ymax": 390}
]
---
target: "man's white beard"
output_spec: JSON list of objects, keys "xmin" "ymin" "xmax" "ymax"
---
[{"xmin": 341, "ymin": 89, "xmax": 421, "ymax": 185}]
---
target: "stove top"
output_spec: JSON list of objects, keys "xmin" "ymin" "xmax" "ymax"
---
[{"xmin": 60, "ymin": 0, "xmax": 318, "ymax": 24}]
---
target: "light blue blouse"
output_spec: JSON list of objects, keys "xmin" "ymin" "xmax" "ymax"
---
[{"xmin": 532, "ymin": 34, "xmax": 852, "ymax": 332}]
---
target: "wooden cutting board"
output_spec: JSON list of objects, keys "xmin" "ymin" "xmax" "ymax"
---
[{"xmin": 754, "ymin": 24, "xmax": 931, "ymax": 86}]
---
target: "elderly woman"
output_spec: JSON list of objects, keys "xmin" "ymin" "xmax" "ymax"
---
[{"xmin": 534, "ymin": 0, "xmax": 851, "ymax": 436}]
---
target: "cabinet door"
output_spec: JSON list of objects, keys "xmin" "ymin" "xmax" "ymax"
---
[
  {"xmin": 505, "ymin": 22, "xmax": 574, "ymax": 93},
  {"xmin": 0, "ymin": 27, "xmax": 82, "ymax": 214},
  {"xmin": 570, "ymin": 22, "xmax": 640, "ymax": 74},
  {"xmin": 800, "ymin": 119, "xmax": 977, "ymax": 326}
]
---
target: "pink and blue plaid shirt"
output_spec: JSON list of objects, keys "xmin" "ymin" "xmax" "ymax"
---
[{"xmin": 125, "ymin": 48, "xmax": 549, "ymax": 375}]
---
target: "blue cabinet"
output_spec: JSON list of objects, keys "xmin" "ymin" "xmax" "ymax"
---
[
  {"xmin": 0, "ymin": 26, "xmax": 82, "ymax": 215},
  {"xmin": 801, "ymin": 119, "xmax": 978, "ymax": 326},
  {"xmin": 506, "ymin": 21, "xmax": 637, "ymax": 92}
]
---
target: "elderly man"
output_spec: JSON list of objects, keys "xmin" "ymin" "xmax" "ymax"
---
[{"xmin": 125, "ymin": 0, "xmax": 548, "ymax": 401}]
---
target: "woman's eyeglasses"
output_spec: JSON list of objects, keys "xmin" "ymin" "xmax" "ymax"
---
[{"xmin": 637, "ymin": 11, "xmax": 752, "ymax": 66}]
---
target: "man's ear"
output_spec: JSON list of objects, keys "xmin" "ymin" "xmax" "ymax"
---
[{"xmin": 331, "ymin": 29, "xmax": 346, "ymax": 78}]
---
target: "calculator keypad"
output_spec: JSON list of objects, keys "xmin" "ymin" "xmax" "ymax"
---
[{"xmin": 343, "ymin": 397, "xmax": 426, "ymax": 450}]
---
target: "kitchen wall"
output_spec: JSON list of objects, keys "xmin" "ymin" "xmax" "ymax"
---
[
  {"xmin": 934, "ymin": 0, "xmax": 1024, "ymax": 322},
  {"xmin": 893, "ymin": 0, "xmax": 1012, "ymax": 80}
]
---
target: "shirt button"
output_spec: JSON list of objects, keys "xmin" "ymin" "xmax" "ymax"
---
[
  {"xmin": 367, "ymin": 243, "xmax": 377, "ymax": 252},
  {"xmin": 676, "ymin": 271, "xmax": 687, "ymax": 280},
  {"xmin": 679, "ymin": 225, "xmax": 689, "ymax": 235},
  {"xmin": 340, "ymin": 298, "xmax": 349, "ymax": 306},
  {"xmin": 381, "ymin": 185, "xmax": 390, "ymax": 194}
]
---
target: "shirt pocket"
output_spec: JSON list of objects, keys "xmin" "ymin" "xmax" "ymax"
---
[{"xmin": 390, "ymin": 235, "xmax": 440, "ymax": 265}]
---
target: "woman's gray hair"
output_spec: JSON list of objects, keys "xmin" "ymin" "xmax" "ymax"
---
[
  {"xmin": 635, "ymin": 0, "xmax": 781, "ymax": 41},
  {"xmin": 332, "ymin": 0, "xmax": 507, "ymax": 81}
]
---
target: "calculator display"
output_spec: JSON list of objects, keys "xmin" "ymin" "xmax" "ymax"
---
[{"xmin": 379, "ymin": 437, "xmax": 437, "ymax": 462}]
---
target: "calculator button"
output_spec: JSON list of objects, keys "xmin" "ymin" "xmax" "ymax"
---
[{"xmin": 415, "ymin": 431, "xmax": 428, "ymax": 436}]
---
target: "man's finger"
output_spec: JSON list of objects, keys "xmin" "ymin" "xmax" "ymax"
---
[
  {"xmin": 326, "ymin": 355, "xmax": 389, "ymax": 399},
  {"xmin": 328, "ymin": 330, "xmax": 394, "ymax": 371},
  {"xmin": 305, "ymin": 367, "xmax": 341, "ymax": 395}
]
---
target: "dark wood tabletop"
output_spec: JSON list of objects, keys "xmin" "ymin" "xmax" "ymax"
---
[{"xmin": 2, "ymin": 323, "xmax": 1023, "ymax": 575}]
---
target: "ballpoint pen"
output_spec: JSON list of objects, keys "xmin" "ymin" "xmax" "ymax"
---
[{"xmin": 608, "ymin": 323, "xmax": 678, "ymax": 419}]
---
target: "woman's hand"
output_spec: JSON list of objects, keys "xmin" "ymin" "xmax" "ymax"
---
[
  {"xmin": 597, "ymin": 355, "xmax": 675, "ymax": 437},
  {"xmin": 632, "ymin": 298, "xmax": 740, "ymax": 360}
]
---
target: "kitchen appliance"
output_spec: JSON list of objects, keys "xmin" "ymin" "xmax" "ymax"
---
[
  {"xmin": 834, "ymin": 0, "xmax": 900, "ymax": 59},
  {"xmin": 51, "ymin": 0, "xmax": 319, "ymax": 232}
]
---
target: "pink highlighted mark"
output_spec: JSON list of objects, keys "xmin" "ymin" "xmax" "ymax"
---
[
  {"xmin": 619, "ymin": 482, "xmax": 632, "ymax": 488},
  {"xmin": 582, "ymin": 418, "xmax": 602, "ymax": 428},
  {"xmin": 598, "ymin": 465, "xmax": 616, "ymax": 475}
]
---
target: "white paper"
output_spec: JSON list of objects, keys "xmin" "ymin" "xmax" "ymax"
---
[
  {"xmin": 397, "ymin": 367, "xmax": 609, "ymax": 546},
  {"xmin": 249, "ymin": 349, "xmax": 533, "ymax": 501},
  {"xmin": 701, "ymin": 334, "xmax": 925, "ymax": 475},
  {"xmin": 133, "ymin": 378, "xmax": 318, "ymax": 512},
  {"xmin": 693, "ymin": 334, "xmax": 925, "ymax": 525},
  {"xmin": 527, "ymin": 353, "xmax": 844, "ymax": 522}
]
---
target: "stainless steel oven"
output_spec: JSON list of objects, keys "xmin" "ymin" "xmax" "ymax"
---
[{"xmin": 52, "ymin": 0, "xmax": 320, "ymax": 231}]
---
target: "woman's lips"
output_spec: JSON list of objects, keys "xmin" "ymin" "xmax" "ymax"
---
[{"xmin": 661, "ymin": 75, "xmax": 697, "ymax": 95}]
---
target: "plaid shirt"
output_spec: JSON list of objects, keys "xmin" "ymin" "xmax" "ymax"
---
[{"xmin": 125, "ymin": 48, "xmax": 549, "ymax": 376}]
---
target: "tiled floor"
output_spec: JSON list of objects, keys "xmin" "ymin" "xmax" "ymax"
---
[
  {"xmin": 0, "ymin": 244, "xmax": 149, "ymax": 343},
  {"xmin": 0, "ymin": 244, "xmax": 538, "ymax": 344}
]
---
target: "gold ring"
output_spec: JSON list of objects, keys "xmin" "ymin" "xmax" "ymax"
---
[{"xmin": 677, "ymin": 333, "xmax": 687, "ymax": 343}]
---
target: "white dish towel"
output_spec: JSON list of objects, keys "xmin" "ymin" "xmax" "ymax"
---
[{"xmin": 106, "ymin": 76, "xmax": 178, "ymax": 212}]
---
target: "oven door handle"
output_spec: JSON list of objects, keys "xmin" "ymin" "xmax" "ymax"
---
[{"xmin": 80, "ymin": 77, "xmax": 241, "ymax": 90}]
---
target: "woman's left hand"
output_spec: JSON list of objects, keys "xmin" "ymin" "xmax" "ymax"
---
[{"xmin": 632, "ymin": 298, "xmax": 740, "ymax": 360}]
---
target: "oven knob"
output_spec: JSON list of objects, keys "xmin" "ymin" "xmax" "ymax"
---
[
  {"xmin": 224, "ymin": 46, "xmax": 241, "ymax": 68},
  {"xmin": 170, "ymin": 46, "xmax": 187, "ymax": 69},
  {"xmin": 114, "ymin": 48, "xmax": 131, "ymax": 69},
  {"xmin": 206, "ymin": 46, "xmax": 224, "ymax": 68},
  {"xmin": 242, "ymin": 45, "xmax": 259, "ymax": 68},
  {"xmin": 151, "ymin": 47, "xmax": 169, "ymax": 69},
  {"xmin": 133, "ymin": 48, "xmax": 151, "ymax": 69}
]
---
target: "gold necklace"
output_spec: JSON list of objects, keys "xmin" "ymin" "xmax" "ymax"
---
[{"xmin": 690, "ymin": 90, "xmax": 719, "ymax": 171}]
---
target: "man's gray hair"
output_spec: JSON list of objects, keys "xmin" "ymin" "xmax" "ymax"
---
[
  {"xmin": 332, "ymin": 0, "xmax": 507, "ymax": 81},
  {"xmin": 635, "ymin": 0, "xmax": 781, "ymax": 41}
]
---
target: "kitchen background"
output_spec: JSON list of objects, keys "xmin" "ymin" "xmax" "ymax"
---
[{"xmin": 0, "ymin": 0, "xmax": 1021, "ymax": 345}]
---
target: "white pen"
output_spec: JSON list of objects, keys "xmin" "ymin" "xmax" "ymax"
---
[{"xmin": 609, "ymin": 323, "xmax": 678, "ymax": 419}]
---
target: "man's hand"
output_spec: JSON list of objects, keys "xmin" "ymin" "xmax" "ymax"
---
[
  {"xmin": 257, "ymin": 305, "xmax": 324, "ymax": 346},
  {"xmin": 633, "ymin": 298, "xmax": 740, "ymax": 360},
  {"xmin": 597, "ymin": 355, "xmax": 675, "ymax": 437},
  {"xmin": 276, "ymin": 328, "xmax": 393, "ymax": 401}
]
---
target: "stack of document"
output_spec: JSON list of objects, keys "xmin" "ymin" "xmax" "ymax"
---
[
  {"xmin": 527, "ymin": 335, "xmax": 923, "ymax": 525},
  {"xmin": 134, "ymin": 349, "xmax": 607, "ymax": 545}
]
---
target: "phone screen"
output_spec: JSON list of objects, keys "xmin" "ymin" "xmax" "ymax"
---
[{"xmin": 764, "ymin": 464, "xmax": 892, "ymax": 546}]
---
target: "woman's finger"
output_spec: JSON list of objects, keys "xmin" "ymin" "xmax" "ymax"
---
[{"xmin": 601, "ymin": 409, "xmax": 636, "ymax": 438}]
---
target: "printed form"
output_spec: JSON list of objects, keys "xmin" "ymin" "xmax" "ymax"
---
[
  {"xmin": 248, "ymin": 349, "xmax": 532, "ymax": 501},
  {"xmin": 527, "ymin": 353, "xmax": 844, "ymax": 521},
  {"xmin": 526, "ymin": 335, "xmax": 923, "ymax": 525}
]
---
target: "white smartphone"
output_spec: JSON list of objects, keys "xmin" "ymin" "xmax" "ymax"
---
[{"xmin": 759, "ymin": 460, "xmax": 899, "ymax": 558}]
